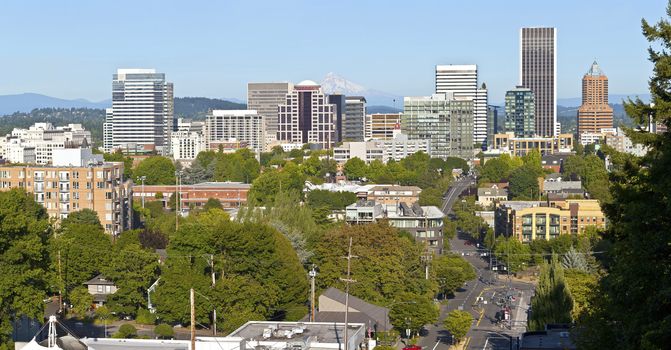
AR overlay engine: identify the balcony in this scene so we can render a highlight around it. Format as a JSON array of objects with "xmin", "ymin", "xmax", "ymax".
[{"xmin": 59, "ymin": 187, "xmax": 70, "ymax": 193}]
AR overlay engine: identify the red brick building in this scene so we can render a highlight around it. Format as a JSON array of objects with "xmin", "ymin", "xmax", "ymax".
[{"xmin": 133, "ymin": 181, "xmax": 250, "ymax": 210}]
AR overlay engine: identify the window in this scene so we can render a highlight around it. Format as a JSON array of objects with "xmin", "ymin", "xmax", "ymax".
[{"xmin": 97, "ymin": 285, "xmax": 103, "ymax": 293}]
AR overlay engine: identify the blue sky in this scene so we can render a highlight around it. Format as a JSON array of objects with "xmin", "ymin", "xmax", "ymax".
[{"xmin": 0, "ymin": 0, "xmax": 665, "ymax": 103}]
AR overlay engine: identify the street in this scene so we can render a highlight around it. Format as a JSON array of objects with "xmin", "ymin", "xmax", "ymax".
[{"xmin": 413, "ymin": 175, "xmax": 535, "ymax": 350}]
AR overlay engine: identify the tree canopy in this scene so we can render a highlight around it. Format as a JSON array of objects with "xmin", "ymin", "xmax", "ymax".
[
  {"xmin": 0, "ymin": 189, "xmax": 51, "ymax": 348},
  {"xmin": 133, "ymin": 156, "xmax": 176, "ymax": 185}
]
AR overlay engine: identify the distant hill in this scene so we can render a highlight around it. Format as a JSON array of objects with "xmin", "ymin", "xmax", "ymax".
[
  {"xmin": 367, "ymin": 105, "xmax": 402, "ymax": 114},
  {"xmin": 0, "ymin": 93, "xmax": 110, "ymax": 115},
  {"xmin": 174, "ymin": 97, "xmax": 246, "ymax": 119},
  {"xmin": 0, "ymin": 108, "xmax": 106, "ymax": 146}
]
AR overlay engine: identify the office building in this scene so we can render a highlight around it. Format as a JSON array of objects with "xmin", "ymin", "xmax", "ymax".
[
  {"xmin": 328, "ymin": 94, "xmax": 346, "ymax": 142},
  {"xmin": 496, "ymin": 199, "xmax": 605, "ymax": 242},
  {"xmin": 344, "ymin": 96, "xmax": 367, "ymax": 141},
  {"xmin": 0, "ymin": 156, "xmax": 132, "ymax": 235},
  {"xmin": 366, "ymin": 113, "xmax": 402, "ymax": 140},
  {"xmin": 109, "ymin": 69, "xmax": 174, "ymax": 154},
  {"xmin": 486, "ymin": 106, "xmax": 499, "ymax": 147},
  {"xmin": 1, "ymin": 123, "xmax": 92, "ymax": 165},
  {"xmin": 490, "ymin": 132, "xmax": 573, "ymax": 156},
  {"xmin": 520, "ymin": 27, "xmax": 557, "ymax": 137},
  {"xmin": 577, "ymin": 61, "xmax": 613, "ymax": 135},
  {"xmin": 402, "ymin": 93, "xmax": 474, "ymax": 159},
  {"xmin": 603, "ymin": 128, "xmax": 648, "ymax": 157},
  {"xmin": 277, "ymin": 80, "xmax": 337, "ymax": 149},
  {"xmin": 435, "ymin": 64, "xmax": 488, "ymax": 145},
  {"xmin": 169, "ymin": 119, "xmax": 206, "ymax": 160},
  {"xmin": 247, "ymin": 82, "xmax": 293, "ymax": 145},
  {"xmin": 205, "ymin": 110, "xmax": 265, "ymax": 154},
  {"xmin": 504, "ymin": 86, "xmax": 536, "ymax": 138}
]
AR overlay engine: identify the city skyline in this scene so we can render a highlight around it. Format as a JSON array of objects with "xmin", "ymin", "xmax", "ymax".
[{"xmin": 0, "ymin": 0, "xmax": 662, "ymax": 103}]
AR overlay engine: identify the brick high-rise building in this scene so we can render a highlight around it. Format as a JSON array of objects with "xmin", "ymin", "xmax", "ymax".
[{"xmin": 577, "ymin": 61, "xmax": 613, "ymax": 136}]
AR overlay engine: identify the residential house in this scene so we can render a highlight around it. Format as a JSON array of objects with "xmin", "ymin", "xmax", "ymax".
[
  {"xmin": 477, "ymin": 185, "xmax": 508, "ymax": 206},
  {"xmin": 84, "ymin": 274, "xmax": 118, "ymax": 306}
]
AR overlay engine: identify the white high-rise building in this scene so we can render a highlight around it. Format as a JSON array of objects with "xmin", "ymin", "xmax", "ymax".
[
  {"xmin": 277, "ymin": 80, "xmax": 337, "ymax": 149},
  {"xmin": 103, "ymin": 108, "xmax": 113, "ymax": 153},
  {"xmin": 435, "ymin": 64, "xmax": 488, "ymax": 146},
  {"xmin": 110, "ymin": 69, "xmax": 174, "ymax": 153},
  {"xmin": 344, "ymin": 96, "xmax": 367, "ymax": 141},
  {"xmin": 205, "ymin": 110, "xmax": 265, "ymax": 154}
]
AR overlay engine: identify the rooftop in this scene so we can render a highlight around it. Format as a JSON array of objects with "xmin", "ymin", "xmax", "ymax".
[
  {"xmin": 478, "ymin": 187, "xmax": 508, "ymax": 197},
  {"xmin": 520, "ymin": 329, "xmax": 576, "ymax": 350},
  {"xmin": 229, "ymin": 321, "xmax": 365, "ymax": 345},
  {"xmin": 83, "ymin": 274, "xmax": 115, "ymax": 286}
]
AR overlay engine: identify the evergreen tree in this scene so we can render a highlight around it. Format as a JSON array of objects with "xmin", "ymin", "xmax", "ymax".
[
  {"xmin": 577, "ymin": 3, "xmax": 671, "ymax": 348},
  {"xmin": 528, "ymin": 254, "xmax": 573, "ymax": 331}
]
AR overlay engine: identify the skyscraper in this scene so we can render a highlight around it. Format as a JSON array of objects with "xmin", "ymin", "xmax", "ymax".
[
  {"xmin": 247, "ymin": 82, "xmax": 293, "ymax": 145},
  {"xmin": 402, "ymin": 93, "xmax": 473, "ymax": 159},
  {"xmin": 344, "ymin": 96, "xmax": 367, "ymax": 141},
  {"xmin": 277, "ymin": 80, "xmax": 337, "ymax": 149},
  {"xmin": 504, "ymin": 86, "xmax": 536, "ymax": 138},
  {"xmin": 520, "ymin": 27, "xmax": 557, "ymax": 137},
  {"xmin": 109, "ymin": 69, "xmax": 174, "ymax": 153},
  {"xmin": 328, "ymin": 94, "xmax": 346, "ymax": 142},
  {"xmin": 577, "ymin": 61, "xmax": 613, "ymax": 135},
  {"xmin": 435, "ymin": 64, "xmax": 488, "ymax": 146}
]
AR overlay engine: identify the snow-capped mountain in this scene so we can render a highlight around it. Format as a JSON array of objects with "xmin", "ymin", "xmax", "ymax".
[{"xmin": 320, "ymin": 72, "xmax": 402, "ymax": 107}]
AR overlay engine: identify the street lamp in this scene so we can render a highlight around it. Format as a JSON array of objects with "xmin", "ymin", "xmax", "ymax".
[{"xmin": 136, "ymin": 176, "xmax": 146, "ymax": 208}]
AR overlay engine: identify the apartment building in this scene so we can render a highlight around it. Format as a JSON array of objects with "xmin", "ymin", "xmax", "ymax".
[
  {"xmin": 333, "ymin": 130, "xmax": 430, "ymax": 164},
  {"xmin": 504, "ymin": 86, "xmax": 535, "ymax": 138},
  {"xmin": 1, "ymin": 123, "xmax": 92, "ymax": 165},
  {"xmin": 495, "ymin": 199, "xmax": 605, "ymax": 242},
  {"xmin": 205, "ymin": 110, "xmax": 265, "ymax": 154},
  {"xmin": 346, "ymin": 201, "xmax": 445, "ymax": 254},
  {"xmin": 0, "ymin": 152, "xmax": 132, "ymax": 235}
]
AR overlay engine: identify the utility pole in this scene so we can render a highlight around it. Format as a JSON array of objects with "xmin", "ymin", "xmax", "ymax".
[
  {"xmin": 340, "ymin": 237, "xmax": 358, "ymax": 350},
  {"xmin": 309, "ymin": 266, "xmax": 317, "ymax": 322},
  {"xmin": 210, "ymin": 254, "xmax": 216, "ymax": 336},
  {"xmin": 58, "ymin": 250, "xmax": 62, "ymax": 314},
  {"xmin": 190, "ymin": 288, "xmax": 196, "ymax": 350}
]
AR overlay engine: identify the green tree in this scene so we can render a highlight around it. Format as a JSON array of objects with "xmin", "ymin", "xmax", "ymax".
[
  {"xmin": 154, "ymin": 323, "xmax": 174, "ymax": 339},
  {"xmin": 134, "ymin": 156, "xmax": 176, "ymax": 185},
  {"xmin": 493, "ymin": 237, "xmax": 530, "ymax": 273},
  {"xmin": 113, "ymin": 324, "xmax": 137, "ymax": 338},
  {"xmin": 102, "ymin": 243, "xmax": 159, "ymax": 316},
  {"xmin": 564, "ymin": 269, "xmax": 598, "ymax": 321},
  {"xmin": 249, "ymin": 162, "xmax": 306, "ymax": 205},
  {"xmin": 306, "ymin": 190, "xmax": 357, "ymax": 211},
  {"xmin": 51, "ymin": 223, "xmax": 112, "ymax": 293},
  {"xmin": 388, "ymin": 292, "xmax": 439, "ymax": 336},
  {"xmin": 478, "ymin": 158, "xmax": 512, "ymax": 183},
  {"xmin": 508, "ymin": 165, "xmax": 541, "ymax": 200},
  {"xmin": 95, "ymin": 305, "xmax": 113, "ymax": 327},
  {"xmin": 203, "ymin": 198, "xmax": 223, "ymax": 211},
  {"xmin": 69, "ymin": 286, "xmax": 94, "ymax": 317},
  {"xmin": 577, "ymin": 5, "xmax": 671, "ymax": 348},
  {"xmin": 432, "ymin": 254, "xmax": 476, "ymax": 297},
  {"xmin": 313, "ymin": 222, "xmax": 435, "ymax": 305},
  {"xmin": 61, "ymin": 208, "xmax": 102, "ymax": 230},
  {"xmin": 343, "ymin": 157, "xmax": 368, "ymax": 180},
  {"xmin": 104, "ymin": 150, "xmax": 134, "ymax": 178},
  {"xmin": 444, "ymin": 310, "xmax": 473, "ymax": 343},
  {"xmin": 0, "ymin": 189, "xmax": 51, "ymax": 348},
  {"xmin": 528, "ymin": 254, "xmax": 573, "ymax": 331}
]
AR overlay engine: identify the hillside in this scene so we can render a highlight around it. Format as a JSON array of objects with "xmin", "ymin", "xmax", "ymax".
[{"xmin": 0, "ymin": 98, "xmax": 247, "ymax": 146}]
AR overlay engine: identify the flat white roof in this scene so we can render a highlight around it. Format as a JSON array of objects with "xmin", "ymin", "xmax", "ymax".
[
  {"xmin": 436, "ymin": 64, "xmax": 477, "ymax": 70},
  {"xmin": 211, "ymin": 110, "xmax": 259, "ymax": 116},
  {"xmin": 117, "ymin": 68, "xmax": 156, "ymax": 74}
]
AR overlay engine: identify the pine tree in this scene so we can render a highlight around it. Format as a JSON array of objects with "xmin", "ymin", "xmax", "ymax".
[
  {"xmin": 577, "ymin": 3, "xmax": 671, "ymax": 348},
  {"xmin": 528, "ymin": 254, "xmax": 573, "ymax": 331}
]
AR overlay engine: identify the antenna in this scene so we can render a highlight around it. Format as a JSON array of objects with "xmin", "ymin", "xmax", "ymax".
[{"xmin": 340, "ymin": 237, "xmax": 358, "ymax": 350}]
